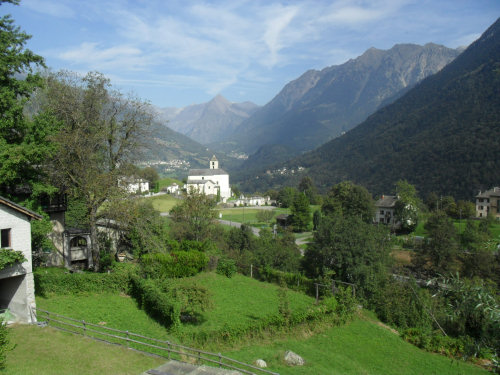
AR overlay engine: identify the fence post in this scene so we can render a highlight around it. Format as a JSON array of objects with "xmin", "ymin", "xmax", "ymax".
[
  {"xmin": 46, "ymin": 311, "xmax": 50, "ymax": 325},
  {"xmin": 126, "ymin": 330, "xmax": 129, "ymax": 348},
  {"xmin": 250, "ymin": 264, "xmax": 253, "ymax": 278},
  {"xmin": 218, "ymin": 353, "xmax": 222, "ymax": 368},
  {"xmin": 82, "ymin": 320, "xmax": 86, "ymax": 336},
  {"xmin": 167, "ymin": 341, "xmax": 171, "ymax": 360},
  {"xmin": 315, "ymin": 283, "xmax": 319, "ymax": 304}
]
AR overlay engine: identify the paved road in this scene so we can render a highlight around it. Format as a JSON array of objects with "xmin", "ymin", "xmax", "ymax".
[
  {"xmin": 217, "ymin": 219, "xmax": 261, "ymax": 236},
  {"xmin": 161, "ymin": 212, "xmax": 312, "ymax": 246}
]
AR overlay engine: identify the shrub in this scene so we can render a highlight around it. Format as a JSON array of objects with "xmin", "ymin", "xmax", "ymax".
[
  {"xmin": 129, "ymin": 275, "xmax": 180, "ymax": 329},
  {"xmin": 216, "ymin": 258, "xmax": 236, "ymax": 278},
  {"xmin": 169, "ymin": 283, "xmax": 212, "ymax": 322},
  {"xmin": 0, "ymin": 249, "xmax": 26, "ymax": 270},
  {"xmin": 0, "ymin": 319, "xmax": 13, "ymax": 370},
  {"xmin": 141, "ymin": 251, "xmax": 208, "ymax": 279},
  {"xmin": 33, "ymin": 264, "xmax": 136, "ymax": 296}
]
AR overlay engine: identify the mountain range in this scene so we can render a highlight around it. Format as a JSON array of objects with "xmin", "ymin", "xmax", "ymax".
[
  {"xmin": 155, "ymin": 95, "xmax": 259, "ymax": 145},
  {"xmin": 238, "ymin": 18, "xmax": 500, "ymax": 200},
  {"xmin": 217, "ymin": 43, "xmax": 460, "ymax": 158}
]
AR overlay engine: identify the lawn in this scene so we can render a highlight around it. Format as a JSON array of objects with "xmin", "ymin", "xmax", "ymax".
[
  {"xmin": 36, "ymin": 292, "xmax": 172, "ymax": 341},
  {"xmin": 172, "ymin": 273, "xmax": 315, "ymax": 339},
  {"xmin": 35, "ymin": 272, "xmax": 316, "ymax": 348},
  {"xmin": 223, "ymin": 315, "xmax": 489, "ymax": 375},
  {"xmin": 219, "ymin": 207, "xmax": 289, "ymax": 226},
  {"xmin": 15, "ymin": 271, "xmax": 490, "ymax": 375},
  {"xmin": 144, "ymin": 193, "xmax": 181, "ymax": 213},
  {"xmin": 4, "ymin": 324, "xmax": 165, "ymax": 375}
]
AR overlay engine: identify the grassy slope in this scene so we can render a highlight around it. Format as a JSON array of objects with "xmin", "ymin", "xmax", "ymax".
[
  {"xmin": 36, "ymin": 293, "xmax": 172, "ymax": 340},
  {"xmin": 4, "ymin": 324, "xmax": 164, "ymax": 375},
  {"xmin": 25, "ymin": 272, "xmax": 489, "ymax": 375},
  {"xmin": 172, "ymin": 273, "xmax": 314, "ymax": 337},
  {"xmin": 224, "ymin": 317, "xmax": 488, "ymax": 375}
]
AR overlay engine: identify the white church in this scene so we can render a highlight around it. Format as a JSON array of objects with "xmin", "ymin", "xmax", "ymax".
[{"xmin": 186, "ymin": 155, "xmax": 231, "ymax": 201}]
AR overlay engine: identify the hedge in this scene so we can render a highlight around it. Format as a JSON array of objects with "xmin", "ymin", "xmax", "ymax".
[
  {"xmin": 33, "ymin": 264, "xmax": 136, "ymax": 296},
  {"xmin": 129, "ymin": 275, "xmax": 180, "ymax": 328}
]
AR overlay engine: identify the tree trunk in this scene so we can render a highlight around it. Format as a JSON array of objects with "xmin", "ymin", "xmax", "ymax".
[{"xmin": 89, "ymin": 207, "xmax": 100, "ymax": 271}]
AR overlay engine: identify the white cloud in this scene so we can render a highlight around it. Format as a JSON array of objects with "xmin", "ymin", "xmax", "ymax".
[{"xmin": 22, "ymin": 0, "xmax": 75, "ymax": 18}]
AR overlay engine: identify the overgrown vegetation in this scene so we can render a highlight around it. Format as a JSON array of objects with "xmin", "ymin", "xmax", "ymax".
[{"xmin": 0, "ymin": 249, "xmax": 26, "ymax": 270}]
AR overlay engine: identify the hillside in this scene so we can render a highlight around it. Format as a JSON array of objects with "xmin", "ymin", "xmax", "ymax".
[
  {"xmin": 155, "ymin": 95, "xmax": 259, "ymax": 145},
  {"xmin": 241, "ymin": 18, "xmax": 500, "ymax": 199},
  {"xmin": 219, "ymin": 43, "xmax": 459, "ymax": 158}
]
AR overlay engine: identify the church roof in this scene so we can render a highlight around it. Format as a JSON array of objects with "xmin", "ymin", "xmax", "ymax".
[
  {"xmin": 188, "ymin": 168, "xmax": 228, "ymax": 176},
  {"xmin": 210, "ymin": 155, "xmax": 218, "ymax": 161}
]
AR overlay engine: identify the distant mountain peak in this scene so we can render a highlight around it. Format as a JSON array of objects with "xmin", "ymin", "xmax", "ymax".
[{"xmin": 223, "ymin": 42, "xmax": 460, "ymax": 156}]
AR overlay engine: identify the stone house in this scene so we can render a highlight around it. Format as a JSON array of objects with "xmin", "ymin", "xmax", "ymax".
[
  {"xmin": 0, "ymin": 196, "xmax": 41, "ymax": 323},
  {"xmin": 374, "ymin": 195, "xmax": 400, "ymax": 228},
  {"xmin": 120, "ymin": 176, "xmax": 150, "ymax": 194},
  {"xmin": 476, "ymin": 187, "xmax": 500, "ymax": 219}
]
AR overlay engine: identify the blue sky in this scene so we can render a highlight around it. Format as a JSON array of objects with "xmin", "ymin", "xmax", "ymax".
[{"xmin": 3, "ymin": 0, "xmax": 499, "ymax": 108}]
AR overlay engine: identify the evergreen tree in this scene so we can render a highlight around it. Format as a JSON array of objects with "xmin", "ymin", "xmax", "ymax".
[{"xmin": 289, "ymin": 192, "xmax": 311, "ymax": 232}]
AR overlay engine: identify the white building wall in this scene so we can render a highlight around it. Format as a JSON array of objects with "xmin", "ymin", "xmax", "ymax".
[{"xmin": 0, "ymin": 205, "xmax": 36, "ymax": 323}]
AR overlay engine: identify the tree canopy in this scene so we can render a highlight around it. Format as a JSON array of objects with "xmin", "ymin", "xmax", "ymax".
[{"xmin": 38, "ymin": 70, "xmax": 154, "ymax": 270}]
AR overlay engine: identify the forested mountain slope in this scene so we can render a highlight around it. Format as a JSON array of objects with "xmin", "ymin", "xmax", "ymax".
[
  {"xmin": 240, "ymin": 18, "xmax": 500, "ymax": 200},
  {"xmin": 222, "ymin": 43, "xmax": 459, "ymax": 156}
]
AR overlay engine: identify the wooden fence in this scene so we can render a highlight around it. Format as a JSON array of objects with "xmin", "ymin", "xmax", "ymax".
[
  {"xmin": 239, "ymin": 263, "xmax": 356, "ymax": 303},
  {"xmin": 33, "ymin": 308, "xmax": 279, "ymax": 375}
]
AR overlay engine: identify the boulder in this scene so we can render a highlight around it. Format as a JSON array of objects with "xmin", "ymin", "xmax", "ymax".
[
  {"xmin": 284, "ymin": 350, "xmax": 305, "ymax": 366},
  {"xmin": 254, "ymin": 359, "xmax": 267, "ymax": 368}
]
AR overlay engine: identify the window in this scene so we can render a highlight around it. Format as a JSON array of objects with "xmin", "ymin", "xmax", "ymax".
[
  {"xmin": 1, "ymin": 228, "xmax": 11, "ymax": 248},
  {"xmin": 380, "ymin": 210, "xmax": 384, "ymax": 215}
]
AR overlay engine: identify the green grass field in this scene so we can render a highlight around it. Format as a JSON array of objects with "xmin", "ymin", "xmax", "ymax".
[
  {"xmin": 223, "ymin": 315, "xmax": 488, "ymax": 375},
  {"xmin": 4, "ymin": 324, "xmax": 164, "ymax": 375},
  {"xmin": 219, "ymin": 207, "xmax": 289, "ymax": 226},
  {"xmin": 171, "ymin": 273, "xmax": 315, "ymax": 340},
  {"xmin": 7, "ymin": 271, "xmax": 489, "ymax": 375},
  {"xmin": 144, "ymin": 193, "xmax": 181, "ymax": 213}
]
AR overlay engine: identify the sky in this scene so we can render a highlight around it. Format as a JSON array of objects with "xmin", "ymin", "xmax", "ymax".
[{"xmin": 3, "ymin": 0, "xmax": 499, "ymax": 108}]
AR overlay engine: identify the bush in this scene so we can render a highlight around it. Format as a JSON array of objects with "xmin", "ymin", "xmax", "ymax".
[
  {"xmin": 129, "ymin": 275, "xmax": 180, "ymax": 329},
  {"xmin": 33, "ymin": 264, "xmax": 137, "ymax": 296},
  {"xmin": 0, "ymin": 319, "xmax": 13, "ymax": 371},
  {"xmin": 141, "ymin": 251, "xmax": 208, "ymax": 279},
  {"xmin": 216, "ymin": 258, "xmax": 236, "ymax": 278}
]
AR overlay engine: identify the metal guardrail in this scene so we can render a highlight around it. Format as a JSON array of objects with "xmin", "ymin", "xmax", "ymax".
[{"xmin": 32, "ymin": 308, "xmax": 279, "ymax": 375}]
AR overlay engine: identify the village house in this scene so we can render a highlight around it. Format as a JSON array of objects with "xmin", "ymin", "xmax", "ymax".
[
  {"xmin": 0, "ymin": 196, "xmax": 41, "ymax": 323},
  {"xmin": 120, "ymin": 176, "xmax": 150, "ymax": 194},
  {"xmin": 374, "ymin": 195, "xmax": 400, "ymax": 228},
  {"xmin": 166, "ymin": 183, "xmax": 180, "ymax": 194},
  {"xmin": 476, "ymin": 187, "xmax": 500, "ymax": 219},
  {"xmin": 230, "ymin": 195, "xmax": 272, "ymax": 207},
  {"xmin": 186, "ymin": 155, "xmax": 231, "ymax": 201}
]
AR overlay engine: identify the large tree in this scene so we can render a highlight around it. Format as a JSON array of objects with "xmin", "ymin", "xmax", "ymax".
[
  {"xmin": 0, "ymin": 0, "xmax": 59, "ymax": 256},
  {"xmin": 394, "ymin": 180, "xmax": 420, "ymax": 233},
  {"xmin": 169, "ymin": 191, "xmax": 218, "ymax": 242},
  {"xmin": 321, "ymin": 181, "xmax": 374, "ymax": 222},
  {"xmin": 302, "ymin": 215, "xmax": 391, "ymax": 286},
  {"xmin": 0, "ymin": 0, "xmax": 51, "ymax": 194},
  {"xmin": 39, "ymin": 71, "xmax": 154, "ymax": 270}
]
